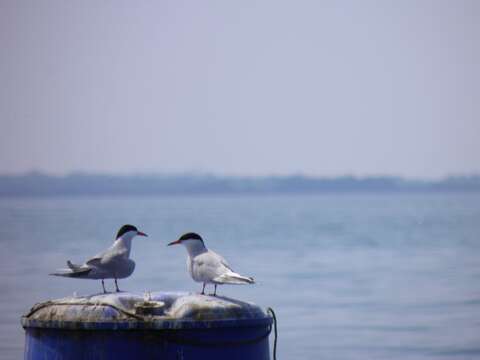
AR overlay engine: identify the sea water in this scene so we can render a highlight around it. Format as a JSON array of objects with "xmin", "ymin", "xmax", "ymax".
[{"xmin": 1, "ymin": 193, "xmax": 479, "ymax": 359}]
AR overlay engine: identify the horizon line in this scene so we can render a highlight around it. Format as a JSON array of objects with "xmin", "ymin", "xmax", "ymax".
[{"xmin": 1, "ymin": 170, "xmax": 479, "ymax": 182}]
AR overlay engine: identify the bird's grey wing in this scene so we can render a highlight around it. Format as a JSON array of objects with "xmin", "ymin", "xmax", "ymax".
[
  {"xmin": 210, "ymin": 250, "xmax": 234, "ymax": 272},
  {"xmin": 194, "ymin": 251, "xmax": 231, "ymax": 280},
  {"xmin": 85, "ymin": 250, "xmax": 106, "ymax": 266},
  {"xmin": 85, "ymin": 249, "xmax": 110, "ymax": 266},
  {"xmin": 220, "ymin": 258, "xmax": 234, "ymax": 272},
  {"xmin": 85, "ymin": 243, "xmax": 128, "ymax": 266},
  {"xmin": 207, "ymin": 250, "xmax": 255, "ymax": 284}
]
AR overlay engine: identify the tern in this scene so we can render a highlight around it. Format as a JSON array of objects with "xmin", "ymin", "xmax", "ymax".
[
  {"xmin": 50, "ymin": 224, "xmax": 147, "ymax": 293},
  {"xmin": 168, "ymin": 232, "xmax": 254, "ymax": 296}
]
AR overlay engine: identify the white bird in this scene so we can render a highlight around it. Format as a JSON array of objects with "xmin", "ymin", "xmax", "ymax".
[
  {"xmin": 50, "ymin": 224, "xmax": 147, "ymax": 293},
  {"xmin": 168, "ymin": 232, "xmax": 254, "ymax": 296}
]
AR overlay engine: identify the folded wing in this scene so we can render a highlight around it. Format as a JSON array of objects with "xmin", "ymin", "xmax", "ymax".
[{"xmin": 198, "ymin": 250, "xmax": 255, "ymax": 285}]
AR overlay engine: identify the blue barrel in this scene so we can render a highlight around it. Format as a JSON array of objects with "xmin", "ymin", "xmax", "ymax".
[{"xmin": 21, "ymin": 292, "xmax": 273, "ymax": 360}]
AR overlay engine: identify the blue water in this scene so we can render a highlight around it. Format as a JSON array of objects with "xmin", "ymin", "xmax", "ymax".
[{"xmin": 1, "ymin": 193, "xmax": 480, "ymax": 359}]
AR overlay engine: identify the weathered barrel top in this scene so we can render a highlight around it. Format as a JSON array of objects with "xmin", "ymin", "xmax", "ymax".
[{"xmin": 22, "ymin": 292, "xmax": 272, "ymax": 330}]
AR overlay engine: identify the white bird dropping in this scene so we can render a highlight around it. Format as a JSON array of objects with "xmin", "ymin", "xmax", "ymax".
[
  {"xmin": 50, "ymin": 224, "xmax": 148, "ymax": 293},
  {"xmin": 168, "ymin": 232, "xmax": 254, "ymax": 296}
]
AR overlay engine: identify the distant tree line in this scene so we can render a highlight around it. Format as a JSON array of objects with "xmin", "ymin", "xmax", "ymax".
[{"xmin": 0, "ymin": 172, "xmax": 479, "ymax": 196}]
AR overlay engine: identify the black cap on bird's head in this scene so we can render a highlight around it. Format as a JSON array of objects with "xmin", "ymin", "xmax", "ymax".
[
  {"xmin": 116, "ymin": 224, "xmax": 148, "ymax": 239},
  {"xmin": 168, "ymin": 232, "xmax": 203, "ymax": 246}
]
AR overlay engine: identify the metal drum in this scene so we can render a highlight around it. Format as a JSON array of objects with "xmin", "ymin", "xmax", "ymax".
[{"xmin": 21, "ymin": 292, "xmax": 273, "ymax": 360}]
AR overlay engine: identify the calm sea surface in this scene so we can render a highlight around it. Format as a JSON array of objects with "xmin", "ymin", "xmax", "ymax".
[{"xmin": 1, "ymin": 193, "xmax": 479, "ymax": 359}]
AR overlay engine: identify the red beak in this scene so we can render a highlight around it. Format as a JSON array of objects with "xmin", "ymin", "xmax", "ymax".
[
  {"xmin": 168, "ymin": 239, "xmax": 181, "ymax": 246},
  {"xmin": 137, "ymin": 231, "xmax": 148, "ymax": 237}
]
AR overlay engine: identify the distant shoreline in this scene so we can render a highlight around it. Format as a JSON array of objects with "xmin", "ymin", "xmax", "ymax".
[{"xmin": 1, "ymin": 173, "xmax": 479, "ymax": 197}]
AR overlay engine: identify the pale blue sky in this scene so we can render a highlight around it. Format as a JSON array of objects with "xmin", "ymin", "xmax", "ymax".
[{"xmin": 1, "ymin": 1, "xmax": 479, "ymax": 178}]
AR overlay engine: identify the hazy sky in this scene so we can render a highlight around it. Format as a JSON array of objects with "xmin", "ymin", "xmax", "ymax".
[{"xmin": 1, "ymin": 1, "xmax": 479, "ymax": 178}]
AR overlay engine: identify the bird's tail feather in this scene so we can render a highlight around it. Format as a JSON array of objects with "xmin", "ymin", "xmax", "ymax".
[
  {"xmin": 67, "ymin": 260, "xmax": 82, "ymax": 271},
  {"xmin": 214, "ymin": 271, "xmax": 255, "ymax": 285},
  {"xmin": 50, "ymin": 263, "xmax": 92, "ymax": 278}
]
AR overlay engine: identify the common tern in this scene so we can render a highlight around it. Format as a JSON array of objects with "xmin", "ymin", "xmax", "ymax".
[
  {"xmin": 50, "ymin": 224, "xmax": 147, "ymax": 293},
  {"xmin": 168, "ymin": 232, "xmax": 254, "ymax": 296}
]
